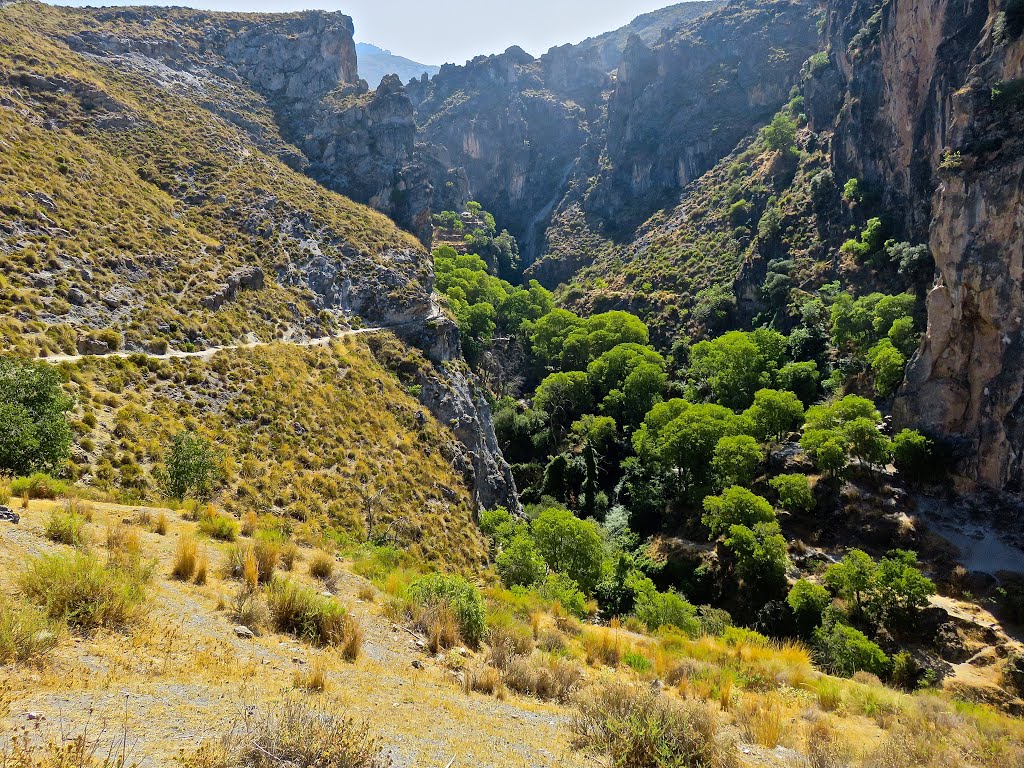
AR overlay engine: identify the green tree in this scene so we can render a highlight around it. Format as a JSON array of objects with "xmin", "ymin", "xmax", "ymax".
[
  {"xmin": 534, "ymin": 371, "xmax": 591, "ymax": 435},
  {"xmin": 724, "ymin": 521, "xmax": 789, "ymax": 592},
  {"xmin": 868, "ymin": 550, "xmax": 935, "ymax": 628},
  {"xmin": 844, "ymin": 417, "xmax": 892, "ymax": 468},
  {"xmin": 702, "ymin": 487, "xmax": 776, "ymax": 537},
  {"xmin": 824, "ymin": 549, "xmax": 876, "ymax": 618},
  {"xmin": 530, "ymin": 507, "xmax": 605, "ymax": 594},
  {"xmin": 711, "ymin": 435, "xmax": 762, "ymax": 489},
  {"xmin": 164, "ymin": 430, "xmax": 219, "ymax": 501},
  {"xmin": 479, "ymin": 506, "xmax": 525, "ymax": 550},
  {"xmin": 527, "ymin": 309, "xmax": 584, "ymax": 369},
  {"xmin": 763, "ymin": 112, "xmax": 797, "ymax": 153},
  {"xmin": 892, "ymin": 429, "xmax": 932, "ymax": 481},
  {"xmin": 887, "ymin": 317, "xmax": 920, "ymax": 358},
  {"xmin": 587, "ymin": 343, "xmax": 666, "ymax": 398},
  {"xmin": 777, "ymin": 361, "xmax": 820, "ymax": 406},
  {"xmin": 571, "ymin": 415, "xmax": 617, "ymax": 518},
  {"xmin": 769, "ymin": 473, "xmax": 814, "ymax": 513},
  {"xmin": 0, "ymin": 357, "xmax": 73, "ymax": 475},
  {"xmin": 866, "ymin": 339, "xmax": 906, "ymax": 396},
  {"xmin": 743, "ymin": 388, "xmax": 805, "ymax": 445},
  {"xmin": 688, "ymin": 332, "xmax": 772, "ymax": 410},
  {"xmin": 814, "ymin": 617, "xmax": 891, "ymax": 678},
  {"xmin": 619, "ymin": 362, "xmax": 667, "ymax": 426},
  {"xmin": 656, "ymin": 403, "xmax": 740, "ymax": 495},
  {"xmin": 788, "ymin": 579, "xmax": 832, "ymax": 636},
  {"xmin": 496, "ymin": 534, "xmax": 547, "ymax": 588}
]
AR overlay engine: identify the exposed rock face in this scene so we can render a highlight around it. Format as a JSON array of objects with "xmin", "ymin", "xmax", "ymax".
[
  {"xmin": 395, "ymin": 316, "xmax": 521, "ymax": 514},
  {"xmin": 816, "ymin": 0, "xmax": 1024, "ymax": 491}
]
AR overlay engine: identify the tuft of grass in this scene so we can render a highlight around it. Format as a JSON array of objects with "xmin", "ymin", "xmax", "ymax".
[
  {"xmin": 815, "ymin": 677, "xmax": 844, "ymax": 712},
  {"xmin": 19, "ymin": 551, "xmax": 147, "ymax": 631},
  {"xmin": 583, "ymin": 625, "xmax": 624, "ymax": 667},
  {"xmin": 0, "ymin": 477, "xmax": 10, "ymax": 506},
  {"xmin": 736, "ymin": 693, "xmax": 783, "ymax": 748},
  {"xmin": 45, "ymin": 507, "xmax": 88, "ymax": 547},
  {"xmin": 10, "ymin": 473, "xmax": 69, "ymax": 500},
  {"xmin": 194, "ymin": 549, "xmax": 209, "ymax": 586},
  {"xmin": 502, "ymin": 654, "xmax": 585, "ymax": 703},
  {"xmin": 308, "ymin": 551, "xmax": 335, "ymax": 580},
  {"xmin": 0, "ymin": 597, "xmax": 60, "ymax": 665},
  {"xmin": 407, "ymin": 573, "xmax": 486, "ymax": 648},
  {"xmin": 190, "ymin": 699, "xmax": 391, "ymax": 768},
  {"xmin": 265, "ymin": 578, "xmax": 356, "ymax": 649},
  {"xmin": 463, "ymin": 663, "xmax": 504, "ymax": 698},
  {"xmin": 154, "ymin": 511, "xmax": 169, "ymax": 536},
  {"xmin": 279, "ymin": 542, "xmax": 300, "ymax": 571},
  {"xmin": 293, "ymin": 657, "xmax": 329, "ymax": 693},
  {"xmin": 572, "ymin": 681, "xmax": 738, "ymax": 768},
  {"xmin": 805, "ymin": 719, "xmax": 852, "ymax": 768},
  {"xmin": 172, "ymin": 533, "xmax": 199, "ymax": 581},
  {"xmin": 198, "ymin": 507, "xmax": 239, "ymax": 541}
]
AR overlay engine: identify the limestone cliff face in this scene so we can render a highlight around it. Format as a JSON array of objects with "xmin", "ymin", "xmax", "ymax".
[{"xmin": 819, "ymin": 0, "xmax": 1024, "ymax": 490}]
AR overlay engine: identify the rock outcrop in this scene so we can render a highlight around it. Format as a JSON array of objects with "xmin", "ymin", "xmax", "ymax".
[{"xmin": 813, "ymin": 0, "xmax": 1024, "ymax": 491}]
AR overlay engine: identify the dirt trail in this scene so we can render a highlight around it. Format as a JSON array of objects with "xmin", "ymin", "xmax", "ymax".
[
  {"xmin": 39, "ymin": 302, "xmax": 444, "ymax": 365},
  {"xmin": 0, "ymin": 500, "xmax": 583, "ymax": 768}
]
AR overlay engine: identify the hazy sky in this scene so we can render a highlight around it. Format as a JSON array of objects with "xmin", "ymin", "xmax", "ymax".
[{"xmin": 51, "ymin": 0, "xmax": 683, "ymax": 65}]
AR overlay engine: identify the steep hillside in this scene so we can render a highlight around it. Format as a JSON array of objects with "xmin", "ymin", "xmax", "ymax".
[{"xmin": 356, "ymin": 42, "xmax": 439, "ymax": 89}]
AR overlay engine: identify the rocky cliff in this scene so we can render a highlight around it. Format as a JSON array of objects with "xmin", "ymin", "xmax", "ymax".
[{"xmin": 810, "ymin": 0, "xmax": 1024, "ymax": 491}]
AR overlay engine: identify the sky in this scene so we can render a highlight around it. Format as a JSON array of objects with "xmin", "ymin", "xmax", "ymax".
[{"xmin": 50, "ymin": 0, "xmax": 684, "ymax": 65}]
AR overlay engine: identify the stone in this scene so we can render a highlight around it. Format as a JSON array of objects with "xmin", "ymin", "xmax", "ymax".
[
  {"xmin": 66, "ymin": 287, "xmax": 87, "ymax": 306},
  {"xmin": 0, "ymin": 506, "xmax": 20, "ymax": 524},
  {"xmin": 233, "ymin": 625, "xmax": 255, "ymax": 639},
  {"xmin": 411, "ymin": 659, "xmax": 424, "ymax": 669}
]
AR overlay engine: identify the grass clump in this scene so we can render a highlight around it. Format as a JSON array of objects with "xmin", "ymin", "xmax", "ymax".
[
  {"xmin": 407, "ymin": 573, "xmax": 486, "ymax": 648},
  {"xmin": 308, "ymin": 550, "xmax": 336, "ymax": 580},
  {"xmin": 172, "ymin": 533, "xmax": 199, "ymax": 581},
  {"xmin": 572, "ymin": 681, "xmax": 738, "ymax": 768},
  {"xmin": 266, "ymin": 578, "xmax": 360, "ymax": 656},
  {"xmin": 45, "ymin": 507, "xmax": 88, "ymax": 547},
  {"xmin": 0, "ymin": 597, "xmax": 60, "ymax": 665},
  {"xmin": 197, "ymin": 507, "xmax": 239, "ymax": 541},
  {"xmin": 10, "ymin": 473, "xmax": 69, "ymax": 500},
  {"xmin": 190, "ymin": 699, "xmax": 391, "ymax": 768},
  {"xmin": 19, "ymin": 551, "xmax": 147, "ymax": 630}
]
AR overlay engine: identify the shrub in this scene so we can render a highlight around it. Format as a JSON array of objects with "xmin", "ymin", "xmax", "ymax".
[
  {"xmin": 496, "ymin": 534, "xmax": 546, "ymax": 588},
  {"xmin": 572, "ymin": 682, "xmax": 738, "ymax": 768},
  {"xmin": 19, "ymin": 551, "xmax": 146, "ymax": 630},
  {"xmin": 280, "ymin": 542, "xmax": 300, "ymax": 571},
  {"xmin": 623, "ymin": 650, "xmax": 653, "ymax": 673},
  {"xmin": 44, "ymin": 507, "xmax": 88, "ymax": 547},
  {"xmin": 193, "ymin": 699, "xmax": 391, "ymax": 768},
  {"xmin": 633, "ymin": 582, "xmax": 700, "ymax": 635},
  {"xmin": 407, "ymin": 573, "xmax": 486, "ymax": 648},
  {"xmin": 805, "ymin": 719, "xmax": 852, "ymax": 768},
  {"xmin": 583, "ymin": 625, "xmax": 623, "ymax": 667},
  {"xmin": 0, "ymin": 477, "xmax": 9, "ymax": 505},
  {"xmin": 502, "ymin": 654, "xmax": 584, "ymax": 702},
  {"xmin": 265, "ymin": 578, "xmax": 357, "ymax": 649},
  {"xmin": 530, "ymin": 507, "xmax": 604, "ymax": 594},
  {"xmin": 769, "ymin": 474, "xmax": 814, "ymax": 513},
  {"xmin": 814, "ymin": 620, "xmax": 891, "ymax": 678},
  {"xmin": 736, "ymin": 694, "xmax": 783, "ymax": 747},
  {"xmin": 702, "ymin": 487, "xmax": 776, "ymax": 537},
  {"xmin": 462, "ymin": 662, "xmax": 504, "ymax": 697},
  {"xmin": 164, "ymin": 430, "xmax": 220, "ymax": 501},
  {"xmin": 198, "ymin": 507, "xmax": 238, "ymax": 541},
  {"xmin": 10, "ymin": 473, "xmax": 70, "ymax": 500},
  {"xmin": 486, "ymin": 622, "xmax": 534, "ymax": 670},
  {"xmin": 0, "ymin": 597, "xmax": 60, "ymax": 665},
  {"xmin": 536, "ymin": 572, "xmax": 588, "ymax": 618},
  {"xmin": 892, "ymin": 429, "xmax": 932, "ymax": 481},
  {"xmin": 0, "ymin": 357, "xmax": 73, "ymax": 476}
]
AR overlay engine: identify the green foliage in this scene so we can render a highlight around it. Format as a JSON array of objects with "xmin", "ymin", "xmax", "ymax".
[
  {"xmin": 787, "ymin": 579, "xmax": 831, "ymax": 635},
  {"xmin": 824, "ymin": 549, "xmax": 876, "ymax": 618},
  {"xmin": 839, "ymin": 218, "xmax": 885, "ymax": 261},
  {"xmin": 724, "ymin": 522, "xmax": 789, "ymax": 593},
  {"xmin": 19, "ymin": 550, "xmax": 147, "ymax": 630},
  {"xmin": 688, "ymin": 331, "xmax": 776, "ymax": 410},
  {"xmin": 10, "ymin": 472, "xmax": 70, "ymax": 500},
  {"xmin": 536, "ymin": 572, "xmax": 588, "ymax": 618},
  {"xmin": 44, "ymin": 507, "xmax": 87, "ymax": 547},
  {"xmin": 768, "ymin": 474, "xmax": 814, "ymax": 513},
  {"xmin": 891, "ymin": 429, "xmax": 932, "ymax": 481},
  {"xmin": 479, "ymin": 506, "xmax": 525, "ymax": 549},
  {"xmin": 743, "ymin": 388, "xmax": 805, "ymax": 443},
  {"xmin": 702, "ymin": 487, "xmax": 776, "ymax": 537},
  {"xmin": 824, "ymin": 548, "xmax": 934, "ymax": 630},
  {"xmin": 531, "ymin": 507, "xmax": 605, "ymax": 594},
  {"xmin": 866, "ymin": 339, "xmax": 906, "ymax": 396},
  {"xmin": 496, "ymin": 534, "xmax": 547, "ymax": 588},
  {"xmin": 776, "ymin": 361, "xmax": 820, "ymax": 406},
  {"xmin": 530, "ymin": 310, "xmax": 649, "ymax": 372},
  {"xmin": 762, "ymin": 112, "xmax": 797, "ymax": 153},
  {"xmin": 164, "ymin": 430, "xmax": 220, "ymax": 501},
  {"xmin": 0, "ymin": 356, "xmax": 72, "ymax": 475},
  {"xmin": 801, "ymin": 396, "xmax": 889, "ymax": 474},
  {"xmin": 265, "ymin": 578, "xmax": 351, "ymax": 647},
  {"xmin": 407, "ymin": 573, "xmax": 486, "ymax": 647},
  {"xmin": 814, "ymin": 617, "xmax": 891, "ymax": 678},
  {"xmin": 631, "ymin": 575, "xmax": 700, "ymax": 634},
  {"xmin": 842, "ymin": 178, "xmax": 863, "ymax": 205},
  {"xmin": 534, "ymin": 371, "xmax": 592, "ymax": 433},
  {"xmin": 830, "ymin": 292, "xmax": 917, "ymax": 354},
  {"xmin": 711, "ymin": 435, "xmax": 762, "ymax": 489},
  {"xmin": 622, "ymin": 650, "xmax": 653, "ymax": 673}
]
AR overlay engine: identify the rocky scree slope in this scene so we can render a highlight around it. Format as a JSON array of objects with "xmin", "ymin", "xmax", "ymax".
[{"xmin": 0, "ymin": 1, "xmax": 519, "ymax": 512}]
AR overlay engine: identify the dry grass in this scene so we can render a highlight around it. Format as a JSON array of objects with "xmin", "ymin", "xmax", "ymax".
[
  {"xmin": 308, "ymin": 551, "xmax": 335, "ymax": 580},
  {"xmin": 735, "ymin": 693, "xmax": 784, "ymax": 748},
  {"xmin": 502, "ymin": 654, "xmax": 585, "ymax": 703},
  {"xmin": 153, "ymin": 511, "xmax": 169, "ymax": 536},
  {"xmin": 19, "ymin": 550, "xmax": 147, "ymax": 631},
  {"xmin": 265, "ymin": 578, "xmax": 359, "ymax": 651},
  {"xmin": 583, "ymin": 625, "xmax": 625, "ymax": 667},
  {"xmin": 194, "ymin": 549, "xmax": 209, "ymax": 586},
  {"xmin": 463, "ymin": 662, "xmax": 504, "ymax": 698},
  {"xmin": 240, "ymin": 511, "xmax": 258, "ymax": 537},
  {"xmin": 279, "ymin": 542, "xmax": 300, "ymax": 571},
  {"xmin": 804, "ymin": 719, "xmax": 852, "ymax": 768},
  {"xmin": 185, "ymin": 699, "xmax": 391, "ymax": 768},
  {"xmin": 411, "ymin": 600, "xmax": 460, "ymax": 653},
  {"xmin": 44, "ymin": 506, "xmax": 88, "ymax": 547},
  {"xmin": 293, "ymin": 656, "xmax": 329, "ymax": 693},
  {"xmin": 0, "ymin": 597, "xmax": 60, "ymax": 665},
  {"xmin": 172, "ymin": 533, "xmax": 199, "ymax": 581},
  {"xmin": 572, "ymin": 681, "xmax": 738, "ymax": 768}
]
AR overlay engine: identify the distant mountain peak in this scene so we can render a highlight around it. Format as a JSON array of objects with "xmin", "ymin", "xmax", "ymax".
[{"xmin": 356, "ymin": 41, "xmax": 439, "ymax": 89}]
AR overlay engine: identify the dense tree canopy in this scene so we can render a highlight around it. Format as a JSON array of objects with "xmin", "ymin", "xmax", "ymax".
[{"xmin": 0, "ymin": 357, "xmax": 72, "ymax": 475}]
